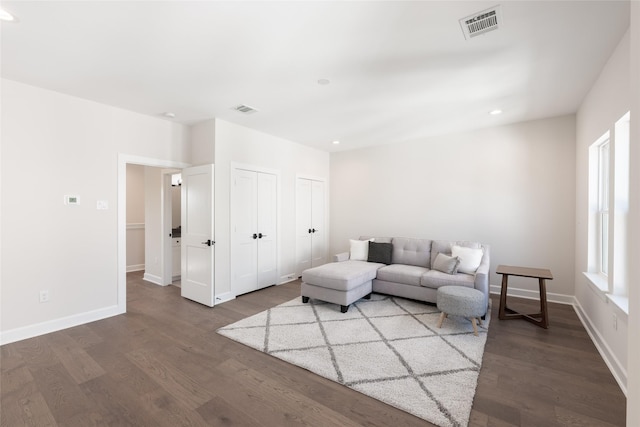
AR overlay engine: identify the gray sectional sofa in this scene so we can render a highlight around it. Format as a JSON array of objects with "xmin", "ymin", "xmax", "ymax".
[{"xmin": 301, "ymin": 237, "xmax": 490, "ymax": 314}]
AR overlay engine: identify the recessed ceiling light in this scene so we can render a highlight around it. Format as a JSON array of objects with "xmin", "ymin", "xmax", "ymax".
[
  {"xmin": 332, "ymin": 140, "xmax": 340, "ymax": 145},
  {"xmin": 0, "ymin": 8, "xmax": 18, "ymax": 22},
  {"xmin": 162, "ymin": 112, "xmax": 176, "ymax": 118},
  {"xmin": 489, "ymin": 109, "xmax": 503, "ymax": 115},
  {"xmin": 318, "ymin": 79, "xmax": 331, "ymax": 86}
]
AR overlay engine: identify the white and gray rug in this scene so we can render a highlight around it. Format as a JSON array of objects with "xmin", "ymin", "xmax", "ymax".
[{"xmin": 217, "ymin": 294, "xmax": 491, "ymax": 427}]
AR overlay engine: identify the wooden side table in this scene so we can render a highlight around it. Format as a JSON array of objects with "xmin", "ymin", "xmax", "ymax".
[{"xmin": 496, "ymin": 265, "xmax": 553, "ymax": 329}]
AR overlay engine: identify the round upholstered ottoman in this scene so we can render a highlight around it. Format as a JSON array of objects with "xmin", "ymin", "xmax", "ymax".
[{"xmin": 436, "ymin": 286, "xmax": 485, "ymax": 336}]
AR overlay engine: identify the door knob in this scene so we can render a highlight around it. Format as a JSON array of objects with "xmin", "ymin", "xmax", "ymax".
[
  {"xmin": 201, "ymin": 239, "xmax": 214, "ymax": 246},
  {"xmin": 312, "ymin": 228, "xmax": 317, "ymax": 233},
  {"xmin": 258, "ymin": 233, "xmax": 267, "ymax": 238},
  {"xmin": 252, "ymin": 233, "xmax": 258, "ymax": 239},
  {"xmin": 308, "ymin": 228, "xmax": 312, "ymax": 234}
]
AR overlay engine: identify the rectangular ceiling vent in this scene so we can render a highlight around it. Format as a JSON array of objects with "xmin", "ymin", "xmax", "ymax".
[
  {"xmin": 232, "ymin": 104, "xmax": 258, "ymax": 114},
  {"xmin": 460, "ymin": 5, "xmax": 502, "ymax": 40}
]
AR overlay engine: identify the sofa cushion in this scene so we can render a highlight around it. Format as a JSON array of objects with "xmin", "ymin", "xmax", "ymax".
[
  {"xmin": 349, "ymin": 239, "xmax": 373, "ymax": 261},
  {"xmin": 376, "ymin": 264, "xmax": 429, "ymax": 287},
  {"xmin": 430, "ymin": 240, "xmax": 483, "ymax": 269},
  {"xmin": 432, "ymin": 253, "xmax": 460, "ymax": 275},
  {"xmin": 420, "ymin": 270, "xmax": 475, "ymax": 289},
  {"xmin": 391, "ymin": 237, "xmax": 432, "ymax": 267},
  {"xmin": 452, "ymin": 245, "xmax": 484, "ymax": 274},
  {"xmin": 302, "ymin": 260, "xmax": 383, "ymax": 291},
  {"xmin": 367, "ymin": 242, "xmax": 393, "ymax": 265}
]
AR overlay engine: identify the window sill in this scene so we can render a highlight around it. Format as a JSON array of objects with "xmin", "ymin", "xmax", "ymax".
[{"xmin": 582, "ymin": 272, "xmax": 629, "ymax": 315}]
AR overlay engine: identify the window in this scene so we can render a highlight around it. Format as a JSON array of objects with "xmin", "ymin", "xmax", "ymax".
[
  {"xmin": 588, "ymin": 132, "xmax": 610, "ymax": 284},
  {"xmin": 585, "ymin": 111, "xmax": 630, "ymax": 310},
  {"xmin": 597, "ymin": 139, "xmax": 610, "ymax": 276},
  {"xmin": 612, "ymin": 112, "xmax": 630, "ymax": 297}
]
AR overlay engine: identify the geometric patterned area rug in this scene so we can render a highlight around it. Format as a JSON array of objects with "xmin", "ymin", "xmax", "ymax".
[{"xmin": 217, "ymin": 294, "xmax": 490, "ymax": 427}]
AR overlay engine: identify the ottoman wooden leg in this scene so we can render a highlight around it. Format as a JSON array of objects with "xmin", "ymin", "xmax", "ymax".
[
  {"xmin": 471, "ymin": 318, "xmax": 479, "ymax": 336},
  {"xmin": 302, "ymin": 296, "xmax": 309, "ymax": 303},
  {"xmin": 437, "ymin": 312, "xmax": 447, "ymax": 328},
  {"xmin": 340, "ymin": 305, "xmax": 349, "ymax": 313}
]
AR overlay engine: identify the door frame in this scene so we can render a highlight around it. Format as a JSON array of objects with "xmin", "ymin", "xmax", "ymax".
[{"xmin": 117, "ymin": 154, "xmax": 191, "ymax": 314}]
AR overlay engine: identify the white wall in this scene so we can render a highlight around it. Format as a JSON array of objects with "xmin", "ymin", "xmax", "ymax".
[
  {"xmin": 0, "ymin": 79, "xmax": 190, "ymax": 343},
  {"xmin": 191, "ymin": 119, "xmax": 215, "ymax": 165},
  {"xmin": 575, "ymin": 30, "xmax": 630, "ymax": 392},
  {"xmin": 627, "ymin": 2, "xmax": 640, "ymax": 424},
  {"xmin": 330, "ymin": 115, "xmax": 576, "ymax": 299},
  {"xmin": 213, "ymin": 119, "xmax": 330, "ymax": 299},
  {"xmin": 126, "ymin": 164, "xmax": 145, "ymax": 271}
]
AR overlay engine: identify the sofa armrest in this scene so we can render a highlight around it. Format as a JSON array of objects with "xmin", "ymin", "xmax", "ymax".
[
  {"xmin": 474, "ymin": 245, "xmax": 491, "ymax": 312},
  {"xmin": 333, "ymin": 252, "xmax": 350, "ymax": 262}
]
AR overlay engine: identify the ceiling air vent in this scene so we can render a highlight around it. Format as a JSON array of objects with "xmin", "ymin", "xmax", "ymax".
[
  {"xmin": 232, "ymin": 104, "xmax": 258, "ymax": 114},
  {"xmin": 460, "ymin": 5, "xmax": 502, "ymax": 40}
]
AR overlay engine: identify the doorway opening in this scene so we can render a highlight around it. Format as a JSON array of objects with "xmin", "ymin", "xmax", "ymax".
[{"xmin": 117, "ymin": 154, "xmax": 191, "ymax": 314}]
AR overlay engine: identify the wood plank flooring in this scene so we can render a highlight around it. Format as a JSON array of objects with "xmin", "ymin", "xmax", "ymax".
[{"xmin": 1, "ymin": 271, "xmax": 626, "ymax": 426}]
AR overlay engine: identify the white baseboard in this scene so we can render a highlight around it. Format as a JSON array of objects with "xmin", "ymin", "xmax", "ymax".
[
  {"xmin": 489, "ymin": 284, "xmax": 574, "ymax": 305},
  {"xmin": 279, "ymin": 273, "xmax": 298, "ymax": 285},
  {"xmin": 215, "ymin": 292, "xmax": 235, "ymax": 305},
  {"xmin": 143, "ymin": 273, "xmax": 163, "ymax": 286},
  {"xmin": 127, "ymin": 264, "xmax": 145, "ymax": 272},
  {"xmin": 0, "ymin": 305, "xmax": 122, "ymax": 346},
  {"xmin": 573, "ymin": 299, "xmax": 627, "ymax": 396}
]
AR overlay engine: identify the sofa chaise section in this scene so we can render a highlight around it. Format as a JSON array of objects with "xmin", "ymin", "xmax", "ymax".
[{"xmin": 301, "ymin": 260, "xmax": 384, "ymax": 312}]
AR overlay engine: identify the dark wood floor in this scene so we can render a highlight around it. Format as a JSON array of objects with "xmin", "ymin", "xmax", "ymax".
[{"xmin": 1, "ymin": 272, "xmax": 626, "ymax": 426}]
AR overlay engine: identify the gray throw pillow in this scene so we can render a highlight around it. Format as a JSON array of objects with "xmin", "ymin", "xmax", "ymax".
[
  {"xmin": 367, "ymin": 242, "xmax": 393, "ymax": 264},
  {"xmin": 432, "ymin": 253, "xmax": 460, "ymax": 275}
]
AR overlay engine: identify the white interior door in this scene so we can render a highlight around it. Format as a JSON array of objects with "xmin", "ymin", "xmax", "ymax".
[
  {"xmin": 181, "ymin": 164, "xmax": 215, "ymax": 307},
  {"xmin": 310, "ymin": 179, "xmax": 326, "ymax": 267},
  {"xmin": 232, "ymin": 169, "xmax": 258, "ymax": 295},
  {"xmin": 257, "ymin": 172, "xmax": 277, "ymax": 287},
  {"xmin": 296, "ymin": 178, "xmax": 312, "ymax": 274}
]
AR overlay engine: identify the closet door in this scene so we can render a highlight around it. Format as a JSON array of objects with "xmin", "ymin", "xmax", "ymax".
[
  {"xmin": 257, "ymin": 172, "xmax": 277, "ymax": 288},
  {"xmin": 232, "ymin": 167, "xmax": 278, "ymax": 296},
  {"xmin": 310, "ymin": 179, "xmax": 326, "ymax": 267},
  {"xmin": 296, "ymin": 178, "xmax": 326, "ymax": 275},
  {"xmin": 295, "ymin": 178, "xmax": 313, "ymax": 274},
  {"xmin": 232, "ymin": 169, "xmax": 258, "ymax": 296}
]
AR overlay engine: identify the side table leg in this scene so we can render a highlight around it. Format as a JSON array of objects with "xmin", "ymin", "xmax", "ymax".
[
  {"xmin": 539, "ymin": 278, "xmax": 549, "ymax": 329},
  {"xmin": 499, "ymin": 274, "xmax": 509, "ymax": 320}
]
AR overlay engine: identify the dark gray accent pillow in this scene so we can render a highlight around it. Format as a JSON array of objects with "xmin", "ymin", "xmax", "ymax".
[
  {"xmin": 367, "ymin": 242, "xmax": 393, "ymax": 265},
  {"xmin": 432, "ymin": 253, "xmax": 460, "ymax": 275}
]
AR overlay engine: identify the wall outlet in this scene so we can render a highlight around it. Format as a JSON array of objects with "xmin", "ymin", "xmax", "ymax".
[
  {"xmin": 39, "ymin": 290, "xmax": 50, "ymax": 303},
  {"xmin": 613, "ymin": 313, "xmax": 617, "ymax": 330}
]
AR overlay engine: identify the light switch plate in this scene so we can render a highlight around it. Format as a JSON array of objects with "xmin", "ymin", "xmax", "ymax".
[{"xmin": 96, "ymin": 200, "xmax": 109, "ymax": 210}]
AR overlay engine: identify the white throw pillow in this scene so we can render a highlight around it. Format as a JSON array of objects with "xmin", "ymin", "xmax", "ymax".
[
  {"xmin": 350, "ymin": 238, "xmax": 374, "ymax": 261},
  {"xmin": 451, "ymin": 245, "xmax": 484, "ymax": 274}
]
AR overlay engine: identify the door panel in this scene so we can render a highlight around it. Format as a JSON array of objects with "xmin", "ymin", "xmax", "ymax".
[
  {"xmin": 181, "ymin": 164, "xmax": 215, "ymax": 307},
  {"xmin": 232, "ymin": 169, "xmax": 259, "ymax": 296},
  {"xmin": 257, "ymin": 172, "xmax": 277, "ymax": 288},
  {"xmin": 296, "ymin": 178, "xmax": 312, "ymax": 274},
  {"xmin": 311, "ymin": 180, "xmax": 326, "ymax": 267}
]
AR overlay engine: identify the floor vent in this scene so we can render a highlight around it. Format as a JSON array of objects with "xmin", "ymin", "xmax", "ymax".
[
  {"xmin": 460, "ymin": 5, "xmax": 502, "ymax": 40},
  {"xmin": 232, "ymin": 104, "xmax": 258, "ymax": 114}
]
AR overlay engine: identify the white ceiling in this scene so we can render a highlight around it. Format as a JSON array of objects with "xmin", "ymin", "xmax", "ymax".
[{"xmin": 0, "ymin": 1, "xmax": 630, "ymax": 152}]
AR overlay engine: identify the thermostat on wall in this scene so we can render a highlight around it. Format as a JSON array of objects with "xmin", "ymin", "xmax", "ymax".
[{"xmin": 64, "ymin": 195, "xmax": 80, "ymax": 205}]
